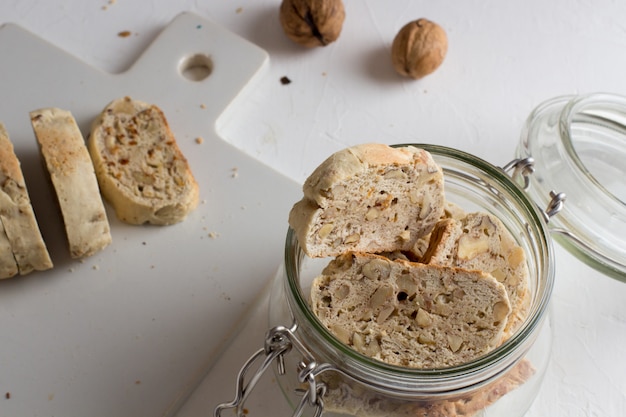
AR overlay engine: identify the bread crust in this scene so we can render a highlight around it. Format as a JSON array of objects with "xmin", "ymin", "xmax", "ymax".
[
  {"xmin": 30, "ymin": 107, "xmax": 112, "ymax": 259},
  {"xmin": 289, "ymin": 144, "xmax": 445, "ymax": 258},
  {"xmin": 311, "ymin": 252, "xmax": 511, "ymax": 368},
  {"xmin": 0, "ymin": 123, "xmax": 53, "ymax": 276},
  {"xmin": 88, "ymin": 97, "xmax": 199, "ymax": 225}
]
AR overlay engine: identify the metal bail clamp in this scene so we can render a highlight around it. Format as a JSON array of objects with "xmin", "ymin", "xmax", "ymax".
[
  {"xmin": 502, "ymin": 157, "xmax": 566, "ymax": 222},
  {"xmin": 214, "ymin": 325, "xmax": 328, "ymax": 417}
]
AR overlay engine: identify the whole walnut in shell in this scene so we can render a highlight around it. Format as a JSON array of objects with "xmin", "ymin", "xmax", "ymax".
[
  {"xmin": 279, "ymin": 0, "xmax": 345, "ymax": 47},
  {"xmin": 391, "ymin": 18, "xmax": 448, "ymax": 79}
]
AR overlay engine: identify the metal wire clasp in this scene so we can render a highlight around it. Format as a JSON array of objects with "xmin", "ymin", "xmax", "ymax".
[
  {"xmin": 502, "ymin": 157, "xmax": 536, "ymax": 190},
  {"xmin": 502, "ymin": 157, "xmax": 566, "ymax": 221},
  {"xmin": 214, "ymin": 325, "xmax": 327, "ymax": 417}
]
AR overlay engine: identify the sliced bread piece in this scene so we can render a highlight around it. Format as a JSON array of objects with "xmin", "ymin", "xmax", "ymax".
[
  {"xmin": 88, "ymin": 97, "xmax": 199, "ymax": 225},
  {"xmin": 407, "ymin": 200, "xmax": 468, "ymax": 261},
  {"xmin": 289, "ymin": 144, "xmax": 445, "ymax": 258},
  {"xmin": 320, "ymin": 358, "xmax": 534, "ymax": 417},
  {"xmin": 0, "ymin": 218, "xmax": 17, "ymax": 279},
  {"xmin": 30, "ymin": 108, "xmax": 112, "ymax": 259},
  {"xmin": 310, "ymin": 252, "xmax": 511, "ymax": 368},
  {"xmin": 0, "ymin": 122, "xmax": 53, "ymax": 276},
  {"xmin": 421, "ymin": 212, "xmax": 531, "ymax": 338}
]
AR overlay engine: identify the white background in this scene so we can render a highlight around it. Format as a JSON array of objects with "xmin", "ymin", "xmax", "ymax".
[{"xmin": 2, "ymin": 1, "xmax": 626, "ymax": 416}]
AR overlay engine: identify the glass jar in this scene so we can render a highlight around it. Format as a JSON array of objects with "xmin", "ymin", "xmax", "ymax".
[
  {"xmin": 215, "ymin": 144, "xmax": 556, "ymax": 417},
  {"xmin": 215, "ymin": 93, "xmax": 626, "ymax": 417}
]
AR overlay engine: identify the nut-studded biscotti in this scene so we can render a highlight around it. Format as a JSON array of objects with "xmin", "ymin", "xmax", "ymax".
[
  {"xmin": 0, "ymin": 123, "xmax": 53, "ymax": 276},
  {"xmin": 0, "ymin": 218, "xmax": 17, "ymax": 279},
  {"xmin": 30, "ymin": 108, "xmax": 112, "ymax": 259},
  {"xmin": 406, "ymin": 200, "xmax": 468, "ymax": 261},
  {"xmin": 310, "ymin": 252, "xmax": 511, "ymax": 368},
  {"xmin": 88, "ymin": 97, "xmax": 199, "ymax": 225},
  {"xmin": 289, "ymin": 144, "xmax": 445, "ymax": 258},
  {"xmin": 421, "ymin": 212, "xmax": 531, "ymax": 338},
  {"xmin": 320, "ymin": 358, "xmax": 534, "ymax": 417}
]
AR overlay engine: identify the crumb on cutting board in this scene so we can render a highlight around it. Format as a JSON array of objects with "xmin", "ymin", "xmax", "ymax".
[{"xmin": 101, "ymin": 0, "xmax": 116, "ymax": 10}]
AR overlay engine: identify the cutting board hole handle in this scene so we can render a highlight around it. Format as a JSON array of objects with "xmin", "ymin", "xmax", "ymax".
[{"xmin": 179, "ymin": 53, "xmax": 213, "ymax": 81}]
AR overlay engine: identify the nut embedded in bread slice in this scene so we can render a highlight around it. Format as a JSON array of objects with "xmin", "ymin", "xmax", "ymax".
[
  {"xmin": 421, "ymin": 212, "xmax": 531, "ymax": 339},
  {"xmin": 88, "ymin": 97, "xmax": 199, "ymax": 225},
  {"xmin": 289, "ymin": 143, "xmax": 445, "ymax": 258},
  {"xmin": 30, "ymin": 108, "xmax": 112, "ymax": 259},
  {"xmin": 310, "ymin": 252, "xmax": 511, "ymax": 369},
  {"xmin": 0, "ymin": 122, "xmax": 53, "ymax": 276}
]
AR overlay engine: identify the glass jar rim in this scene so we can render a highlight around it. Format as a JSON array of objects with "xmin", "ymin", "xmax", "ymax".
[
  {"xmin": 284, "ymin": 144, "xmax": 555, "ymax": 393},
  {"xmin": 559, "ymin": 92, "xmax": 626, "ymax": 207}
]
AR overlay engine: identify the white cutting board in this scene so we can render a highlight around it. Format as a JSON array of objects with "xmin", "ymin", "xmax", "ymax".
[{"xmin": 0, "ymin": 12, "xmax": 300, "ymax": 417}]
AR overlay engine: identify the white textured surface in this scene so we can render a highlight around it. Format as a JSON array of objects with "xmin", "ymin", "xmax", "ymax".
[{"xmin": 2, "ymin": 1, "xmax": 626, "ymax": 416}]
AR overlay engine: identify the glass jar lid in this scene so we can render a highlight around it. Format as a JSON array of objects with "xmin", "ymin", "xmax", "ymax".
[{"xmin": 517, "ymin": 92, "xmax": 626, "ymax": 281}]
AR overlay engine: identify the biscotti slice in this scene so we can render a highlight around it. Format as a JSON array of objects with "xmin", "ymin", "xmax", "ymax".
[
  {"xmin": 421, "ymin": 212, "xmax": 531, "ymax": 338},
  {"xmin": 0, "ymin": 220, "xmax": 17, "ymax": 279},
  {"xmin": 406, "ymin": 200, "xmax": 468, "ymax": 261},
  {"xmin": 320, "ymin": 358, "xmax": 534, "ymax": 417},
  {"xmin": 30, "ymin": 108, "xmax": 112, "ymax": 259},
  {"xmin": 0, "ymin": 123, "xmax": 53, "ymax": 276},
  {"xmin": 88, "ymin": 97, "xmax": 199, "ymax": 225},
  {"xmin": 289, "ymin": 144, "xmax": 445, "ymax": 258},
  {"xmin": 310, "ymin": 252, "xmax": 511, "ymax": 368}
]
